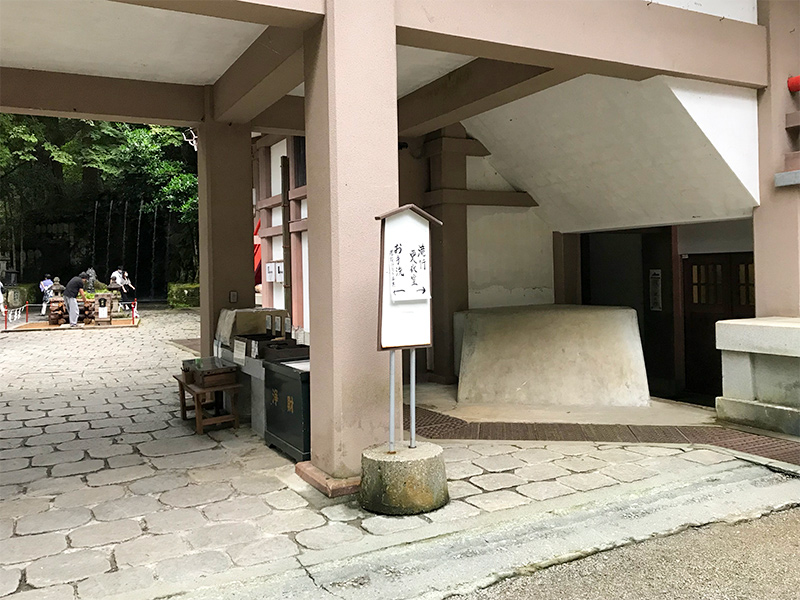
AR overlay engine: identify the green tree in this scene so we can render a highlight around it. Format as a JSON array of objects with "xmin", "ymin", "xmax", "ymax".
[{"xmin": 0, "ymin": 115, "xmax": 199, "ymax": 289}]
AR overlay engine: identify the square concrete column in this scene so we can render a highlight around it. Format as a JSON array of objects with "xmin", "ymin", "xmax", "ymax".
[
  {"xmin": 197, "ymin": 92, "xmax": 255, "ymax": 355},
  {"xmin": 753, "ymin": 0, "xmax": 800, "ymax": 317},
  {"xmin": 303, "ymin": 0, "xmax": 399, "ymax": 479}
]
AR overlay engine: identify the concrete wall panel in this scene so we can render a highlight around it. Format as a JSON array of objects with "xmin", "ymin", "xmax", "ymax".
[{"xmin": 466, "ymin": 206, "xmax": 554, "ymax": 309}]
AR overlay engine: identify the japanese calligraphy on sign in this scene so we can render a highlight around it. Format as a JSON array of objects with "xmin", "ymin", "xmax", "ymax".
[{"xmin": 388, "ymin": 240, "xmax": 430, "ymax": 302}]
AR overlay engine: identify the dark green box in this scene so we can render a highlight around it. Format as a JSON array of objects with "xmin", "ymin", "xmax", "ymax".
[{"xmin": 264, "ymin": 359, "xmax": 310, "ymax": 461}]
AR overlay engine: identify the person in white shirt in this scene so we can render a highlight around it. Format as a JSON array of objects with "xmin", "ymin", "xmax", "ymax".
[
  {"xmin": 39, "ymin": 274, "xmax": 53, "ymax": 315},
  {"xmin": 110, "ymin": 266, "xmax": 124, "ymax": 287}
]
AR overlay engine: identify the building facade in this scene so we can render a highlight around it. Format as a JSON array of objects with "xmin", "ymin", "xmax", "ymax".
[{"xmin": 1, "ymin": 0, "xmax": 799, "ymax": 488}]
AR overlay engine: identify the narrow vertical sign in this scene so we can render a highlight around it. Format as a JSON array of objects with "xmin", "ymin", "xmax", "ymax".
[{"xmin": 376, "ymin": 205, "xmax": 442, "ymax": 452}]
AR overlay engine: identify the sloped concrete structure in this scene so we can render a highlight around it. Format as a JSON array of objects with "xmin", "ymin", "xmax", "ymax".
[
  {"xmin": 457, "ymin": 305, "xmax": 650, "ymax": 407},
  {"xmin": 463, "ymin": 74, "xmax": 759, "ymax": 232}
]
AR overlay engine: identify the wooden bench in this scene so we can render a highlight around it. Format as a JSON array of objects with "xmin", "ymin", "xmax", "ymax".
[{"xmin": 173, "ymin": 373, "xmax": 241, "ymax": 435}]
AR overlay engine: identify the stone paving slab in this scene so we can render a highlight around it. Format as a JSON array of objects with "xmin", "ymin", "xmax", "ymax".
[{"xmin": 2, "ymin": 311, "xmax": 799, "ymax": 599}]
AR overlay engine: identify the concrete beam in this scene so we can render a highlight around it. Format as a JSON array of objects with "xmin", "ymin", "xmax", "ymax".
[
  {"xmin": 108, "ymin": 0, "xmax": 324, "ymax": 28},
  {"xmin": 214, "ymin": 28, "xmax": 304, "ymax": 123},
  {"xmin": 423, "ymin": 189, "xmax": 538, "ymax": 208},
  {"xmin": 251, "ymin": 95, "xmax": 306, "ymax": 134},
  {"xmin": 399, "ymin": 59, "xmax": 552, "ymax": 137},
  {"xmin": 249, "ymin": 63, "xmax": 577, "ymax": 137},
  {"xmin": 422, "ymin": 137, "xmax": 489, "ymax": 158},
  {"xmin": 396, "ymin": 0, "xmax": 767, "ymax": 88},
  {"xmin": 0, "ymin": 67, "xmax": 204, "ymax": 126}
]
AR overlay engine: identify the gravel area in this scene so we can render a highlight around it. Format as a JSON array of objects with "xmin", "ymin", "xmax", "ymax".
[{"xmin": 456, "ymin": 508, "xmax": 800, "ymax": 600}]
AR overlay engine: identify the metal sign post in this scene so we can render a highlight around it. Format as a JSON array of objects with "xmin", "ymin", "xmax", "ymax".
[{"xmin": 376, "ymin": 205, "xmax": 442, "ymax": 453}]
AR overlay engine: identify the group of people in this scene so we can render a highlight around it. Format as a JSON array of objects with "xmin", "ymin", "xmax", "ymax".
[{"xmin": 38, "ymin": 266, "xmax": 137, "ymax": 327}]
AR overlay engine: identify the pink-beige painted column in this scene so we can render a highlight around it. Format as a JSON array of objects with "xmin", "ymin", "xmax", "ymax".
[
  {"xmin": 197, "ymin": 90, "xmax": 256, "ymax": 354},
  {"xmin": 753, "ymin": 0, "xmax": 800, "ymax": 317},
  {"xmin": 304, "ymin": 0, "xmax": 399, "ymax": 478}
]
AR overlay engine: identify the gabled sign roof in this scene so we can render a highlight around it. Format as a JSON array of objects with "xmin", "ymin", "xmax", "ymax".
[{"xmin": 374, "ymin": 204, "xmax": 443, "ymax": 226}]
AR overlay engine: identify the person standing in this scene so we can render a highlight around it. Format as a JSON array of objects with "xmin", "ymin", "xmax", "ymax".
[
  {"xmin": 63, "ymin": 272, "xmax": 88, "ymax": 327},
  {"xmin": 39, "ymin": 274, "xmax": 53, "ymax": 316},
  {"xmin": 0, "ymin": 280, "xmax": 5, "ymax": 317},
  {"xmin": 121, "ymin": 271, "xmax": 136, "ymax": 309}
]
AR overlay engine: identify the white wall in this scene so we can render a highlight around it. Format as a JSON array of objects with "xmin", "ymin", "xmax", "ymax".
[
  {"xmin": 644, "ymin": 0, "xmax": 756, "ymax": 23},
  {"xmin": 664, "ymin": 77, "xmax": 759, "ymax": 202},
  {"xmin": 677, "ymin": 219, "xmax": 754, "ymax": 255},
  {"xmin": 463, "ymin": 74, "xmax": 758, "ymax": 233},
  {"xmin": 466, "ymin": 156, "xmax": 515, "ymax": 192},
  {"xmin": 466, "ymin": 206, "xmax": 554, "ymax": 309}
]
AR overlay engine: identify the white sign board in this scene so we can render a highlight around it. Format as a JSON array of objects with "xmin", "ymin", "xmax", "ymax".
[
  {"xmin": 276, "ymin": 262, "xmax": 285, "ymax": 283},
  {"xmin": 265, "ymin": 263, "xmax": 275, "ymax": 283},
  {"xmin": 378, "ymin": 208, "xmax": 438, "ymax": 350},
  {"xmin": 649, "ymin": 269, "xmax": 662, "ymax": 312}
]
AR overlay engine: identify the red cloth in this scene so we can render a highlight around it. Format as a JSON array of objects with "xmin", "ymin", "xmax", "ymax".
[{"xmin": 254, "ymin": 219, "xmax": 262, "ymax": 285}]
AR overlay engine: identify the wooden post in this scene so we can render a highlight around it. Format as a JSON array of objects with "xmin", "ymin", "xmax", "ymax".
[{"xmin": 281, "ymin": 155, "xmax": 292, "ymax": 325}]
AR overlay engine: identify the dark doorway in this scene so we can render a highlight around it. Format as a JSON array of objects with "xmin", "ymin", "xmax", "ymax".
[{"xmin": 683, "ymin": 252, "xmax": 755, "ymax": 396}]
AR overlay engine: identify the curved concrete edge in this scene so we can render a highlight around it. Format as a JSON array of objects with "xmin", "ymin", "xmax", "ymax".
[{"xmin": 359, "ymin": 442, "xmax": 449, "ymax": 515}]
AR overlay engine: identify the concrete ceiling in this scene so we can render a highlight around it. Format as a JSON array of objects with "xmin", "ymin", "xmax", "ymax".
[
  {"xmin": 0, "ymin": 0, "xmax": 474, "ymax": 96},
  {"xmin": 0, "ymin": 0, "xmax": 266, "ymax": 85},
  {"xmin": 287, "ymin": 45, "xmax": 474, "ymax": 99},
  {"xmin": 463, "ymin": 74, "xmax": 759, "ymax": 233}
]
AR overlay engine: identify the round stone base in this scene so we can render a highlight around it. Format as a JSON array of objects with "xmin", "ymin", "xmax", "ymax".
[{"xmin": 359, "ymin": 442, "xmax": 449, "ymax": 515}]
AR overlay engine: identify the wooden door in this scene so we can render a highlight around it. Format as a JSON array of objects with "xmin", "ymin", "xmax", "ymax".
[{"xmin": 683, "ymin": 253, "xmax": 755, "ymax": 395}]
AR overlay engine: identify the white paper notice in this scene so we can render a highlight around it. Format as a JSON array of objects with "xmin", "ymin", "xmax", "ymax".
[
  {"xmin": 265, "ymin": 263, "xmax": 275, "ymax": 282},
  {"xmin": 276, "ymin": 262, "xmax": 284, "ymax": 283},
  {"xmin": 233, "ymin": 339, "xmax": 246, "ymax": 365}
]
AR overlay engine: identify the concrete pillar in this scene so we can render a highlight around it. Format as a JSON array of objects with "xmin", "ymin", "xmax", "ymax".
[
  {"xmin": 716, "ymin": 1, "xmax": 800, "ymax": 434},
  {"xmin": 303, "ymin": 0, "xmax": 398, "ymax": 479},
  {"xmin": 429, "ymin": 203, "xmax": 468, "ymax": 383},
  {"xmin": 197, "ymin": 89, "xmax": 255, "ymax": 355},
  {"xmin": 753, "ymin": 0, "xmax": 800, "ymax": 317},
  {"xmin": 428, "ymin": 126, "xmax": 470, "ymax": 384},
  {"xmin": 552, "ymin": 232, "xmax": 581, "ymax": 304}
]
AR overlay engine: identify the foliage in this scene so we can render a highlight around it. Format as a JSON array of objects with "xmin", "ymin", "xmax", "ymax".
[
  {"xmin": 0, "ymin": 115, "xmax": 199, "ymax": 289},
  {"xmin": 167, "ymin": 282, "xmax": 201, "ymax": 308}
]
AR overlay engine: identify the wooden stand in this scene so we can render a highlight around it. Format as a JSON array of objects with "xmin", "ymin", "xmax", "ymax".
[{"xmin": 174, "ymin": 373, "xmax": 241, "ymax": 435}]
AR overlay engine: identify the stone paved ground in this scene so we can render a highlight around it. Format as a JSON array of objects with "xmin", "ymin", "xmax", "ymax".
[{"xmin": 0, "ymin": 310, "xmax": 787, "ymax": 599}]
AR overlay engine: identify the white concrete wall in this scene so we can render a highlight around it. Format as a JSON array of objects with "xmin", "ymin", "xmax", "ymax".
[
  {"xmin": 677, "ymin": 219, "xmax": 754, "ymax": 255},
  {"xmin": 463, "ymin": 74, "xmax": 758, "ymax": 233},
  {"xmin": 644, "ymin": 0, "xmax": 756, "ymax": 24},
  {"xmin": 664, "ymin": 77, "xmax": 759, "ymax": 202},
  {"xmin": 466, "ymin": 205, "xmax": 554, "ymax": 309},
  {"xmin": 466, "ymin": 156, "xmax": 516, "ymax": 192}
]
